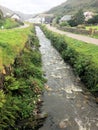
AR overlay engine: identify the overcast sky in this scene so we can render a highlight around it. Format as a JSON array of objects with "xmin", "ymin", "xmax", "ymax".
[{"xmin": 0, "ymin": 0, "xmax": 67, "ymax": 14}]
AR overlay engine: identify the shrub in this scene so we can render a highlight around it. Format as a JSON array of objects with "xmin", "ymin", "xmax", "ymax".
[{"xmin": 60, "ymin": 22, "xmax": 70, "ymax": 27}]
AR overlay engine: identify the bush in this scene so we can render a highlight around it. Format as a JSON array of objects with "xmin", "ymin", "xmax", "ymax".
[
  {"xmin": 60, "ymin": 22, "xmax": 70, "ymax": 27},
  {"xmin": 87, "ymin": 15, "xmax": 98, "ymax": 24}
]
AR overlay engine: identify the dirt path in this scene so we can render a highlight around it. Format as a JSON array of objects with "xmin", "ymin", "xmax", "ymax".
[{"xmin": 46, "ymin": 25, "xmax": 98, "ymax": 46}]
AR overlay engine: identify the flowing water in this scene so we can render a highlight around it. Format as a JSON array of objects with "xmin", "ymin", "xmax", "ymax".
[{"xmin": 36, "ymin": 26, "xmax": 98, "ymax": 130}]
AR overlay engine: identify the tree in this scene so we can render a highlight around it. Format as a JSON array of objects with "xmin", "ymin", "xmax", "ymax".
[
  {"xmin": 0, "ymin": 10, "xmax": 4, "ymax": 27},
  {"xmin": 0, "ymin": 9, "xmax": 3, "ymax": 19},
  {"xmin": 87, "ymin": 15, "xmax": 98, "ymax": 24},
  {"xmin": 55, "ymin": 16, "xmax": 61, "ymax": 24},
  {"xmin": 68, "ymin": 9, "xmax": 85, "ymax": 26}
]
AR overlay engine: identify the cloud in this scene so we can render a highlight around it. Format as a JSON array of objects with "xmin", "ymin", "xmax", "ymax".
[{"xmin": 0, "ymin": 0, "xmax": 66, "ymax": 14}]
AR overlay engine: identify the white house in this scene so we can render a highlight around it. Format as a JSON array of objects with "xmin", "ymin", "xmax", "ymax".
[
  {"xmin": 84, "ymin": 11, "xmax": 94, "ymax": 21},
  {"xmin": 26, "ymin": 13, "xmax": 54, "ymax": 24},
  {"xmin": 11, "ymin": 14, "xmax": 20, "ymax": 20},
  {"xmin": 26, "ymin": 16, "xmax": 42, "ymax": 23},
  {"xmin": 4, "ymin": 13, "xmax": 11, "ymax": 17},
  {"xmin": 60, "ymin": 15, "xmax": 72, "ymax": 23}
]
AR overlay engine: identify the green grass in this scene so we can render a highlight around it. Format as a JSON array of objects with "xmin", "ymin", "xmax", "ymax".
[
  {"xmin": 0, "ymin": 26, "xmax": 45, "ymax": 129},
  {"xmin": 0, "ymin": 18, "xmax": 22, "ymax": 29},
  {"xmin": 86, "ymin": 25, "xmax": 98, "ymax": 30},
  {"xmin": 41, "ymin": 25, "xmax": 98, "ymax": 91},
  {"xmin": 0, "ymin": 26, "xmax": 31, "ymax": 71},
  {"xmin": 65, "ymin": 36, "xmax": 98, "ymax": 65},
  {"xmin": 3, "ymin": 18, "xmax": 20, "ymax": 29}
]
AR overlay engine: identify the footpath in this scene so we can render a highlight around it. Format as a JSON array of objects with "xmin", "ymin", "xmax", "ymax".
[{"xmin": 46, "ymin": 24, "xmax": 98, "ymax": 46}]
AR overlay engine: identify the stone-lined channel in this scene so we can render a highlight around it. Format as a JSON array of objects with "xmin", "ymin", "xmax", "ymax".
[{"xmin": 36, "ymin": 26, "xmax": 98, "ymax": 130}]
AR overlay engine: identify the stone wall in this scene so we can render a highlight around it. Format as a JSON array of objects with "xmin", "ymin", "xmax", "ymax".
[{"xmin": 57, "ymin": 26, "xmax": 98, "ymax": 36}]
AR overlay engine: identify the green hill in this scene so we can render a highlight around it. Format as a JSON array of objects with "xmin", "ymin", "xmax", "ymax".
[{"xmin": 47, "ymin": 0, "xmax": 98, "ymax": 16}]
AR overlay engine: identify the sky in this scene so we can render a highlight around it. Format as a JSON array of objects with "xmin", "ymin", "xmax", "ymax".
[{"xmin": 0, "ymin": 0, "xmax": 67, "ymax": 14}]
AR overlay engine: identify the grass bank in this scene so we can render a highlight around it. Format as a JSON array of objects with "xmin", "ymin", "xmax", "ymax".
[
  {"xmin": 0, "ymin": 18, "xmax": 23, "ymax": 29},
  {"xmin": 0, "ymin": 26, "xmax": 31, "ymax": 71},
  {"xmin": 41, "ymin": 25, "xmax": 98, "ymax": 93},
  {"xmin": 86, "ymin": 25, "xmax": 98, "ymax": 31},
  {"xmin": 0, "ymin": 26, "xmax": 45, "ymax": 129}
]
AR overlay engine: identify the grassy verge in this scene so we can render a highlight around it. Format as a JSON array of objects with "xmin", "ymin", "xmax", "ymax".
[
  {"xmin": 86, "ymin": 25, "xmax": 98, "ymax": 31},
  {"xmin": 41, "ymin": 25, "xmax": 98, "ymax": 93},
  {"xmin": 0, "ymin": 26, "xmax": 45, "ymax": 129},
  {"xmin": 0, "ymin": 18, "xmax": 23, "ymax": 29},
  {"xmin": 0, "ymin": 26, "xmax": 31, "ymax": 71}
]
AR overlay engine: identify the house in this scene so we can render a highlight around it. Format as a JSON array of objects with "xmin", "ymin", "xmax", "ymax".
[
  {"xmin": 60, "ymin": 15, "xmax": 72, "ymax": 23},
  {"xmin": 84, "ymin": 11, "xmax": 94, "ymax": 21},
  {"xmin": 4, "ymin": 13, "xmax": 11, "ymax": 17},
  {"xmin": 11, "ymin": 14, "xmax": 20, "ymax": 20},
  {"xmin": 27, "ymin": 13, "xmax": 54, "ymax": 24},
  {"xmin": 27, "ymin": 16, "xmax": 42, "ymax": 23},
  {"xmin": 38, "ymin": 13, "xmax": 54, "ymax": 24}
]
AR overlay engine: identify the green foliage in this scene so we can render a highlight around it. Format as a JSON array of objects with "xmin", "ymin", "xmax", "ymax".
[
  {"xmin": 0, "ymin": 19, "xmax": 4, "ymax": 27},
  {"xmin": 0, "ymin": 90, "xmax": 6, "ymax": 108},
  {"xmin": 55, "ymin": 16, "xmax": 61, "ymax": 24},
  {"xmin": 68, "ymin": 9, "xmax": 85, "ymax": 27},
  {"xmin": 0, "ymin": 26, "xmax": 44, "ymax": 129},
  {"xmin": 0, "ymin": 95, "xmax": 20, "ymax": 129},
  {"xmin": 47, "ymin": 0, "xmax": 97, "ymax": 17},
  {"xmin": 0, "ymin": 9, "xmax": 3, "ymax": 19},
  {"xmin": 3, "ymin": 18, "xmax": 21, "ymax": 29},
  {"xmin": 62, "ymin": 47, "xmax": 78, "ymax": 66},
  {"xmin": 41, "ymin": 25, "xmax": 98, "ymax": 92},
  {"xmin": 86, "ymin": 25, "xmax": 98, "ymax": 31},
  {"xmin": 87, "ymin": 15, "xmax": 98, "ymax": 24},
  {"xmin": 60, "ymin": 21, "xmax": 70, "ymax": 27},
  {"xmin": 0, "ymin": 26, "xmax": 31, "ymax": 70},
  {"xmin": 0, "ymin": 17, "xmax": 23, "ymax": 29},
  {"xmin": 42, "ymin": 25, "xmax": 67, "ymax": 53}
]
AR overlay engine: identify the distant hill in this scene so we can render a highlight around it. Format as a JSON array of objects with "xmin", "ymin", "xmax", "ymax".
[
  {"xmin": 0, "ymin": 5, "xmax": 35, "ymax": 20},
  {"xmin": 0, "ymin": 5, "xmax": 13, "ymax": 15},
  {"xmin": 47, "ymin": 0, "xmax": 98, "ymax": 16}
]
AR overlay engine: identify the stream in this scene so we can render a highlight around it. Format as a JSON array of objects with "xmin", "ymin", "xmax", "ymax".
[{"xmin": 35, "ymin": 26, "xmax": 98, "ymax": 130}]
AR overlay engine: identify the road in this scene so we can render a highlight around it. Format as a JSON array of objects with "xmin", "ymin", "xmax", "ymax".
[{"xmin": 46, "ymin": 25, "xmax": 98, "ymax": 46}]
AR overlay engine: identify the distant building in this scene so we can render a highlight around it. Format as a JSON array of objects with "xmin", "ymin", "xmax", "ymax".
[
  {"xmin": 11, "ymin": 14, "xmax": 20, "ymax": 20},
  {"xmin": 27, "ymin": 13, "xmax": 54, "ymax": 24},
  {"xmin": 84, "ymin": 11, "xmax": 94, "ymax": 21},
  {"xmin": 60, "ymin": 15, "xmax": 72, "ymax": 22},
  {"xmin": 4, "ymin": 12, "xmax": 11, "ymax": 17},
  {"xmin": 44, "ymin": 17, "xmax": 53, "ymax": 24},
  {"xmin": 27, "ymin": 16, "xmax": 42, "ymax": 23}
]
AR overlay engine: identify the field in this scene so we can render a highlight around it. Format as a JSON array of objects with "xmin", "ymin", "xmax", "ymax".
[
  {"xmin": 0, "ymin": 26, "xmax": 31, "ymax": 70},
  {"xmin": 86, "ymin": 25, "xmax": 98, "ymax": 30}
]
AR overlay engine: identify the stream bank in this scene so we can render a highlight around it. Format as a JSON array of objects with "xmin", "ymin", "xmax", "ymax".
[{"xmin": 36, "ymin": 26, "xmax": 98, "ymax": 130}]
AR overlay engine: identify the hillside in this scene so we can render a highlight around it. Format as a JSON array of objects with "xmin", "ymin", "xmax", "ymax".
[
  {"xmin": 47, "ymin": 0, "xmax": 98, "ymax": 16},
  {"xmin": 0, "ymin": 5, "xmax": 35, "ymax": 20}
]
